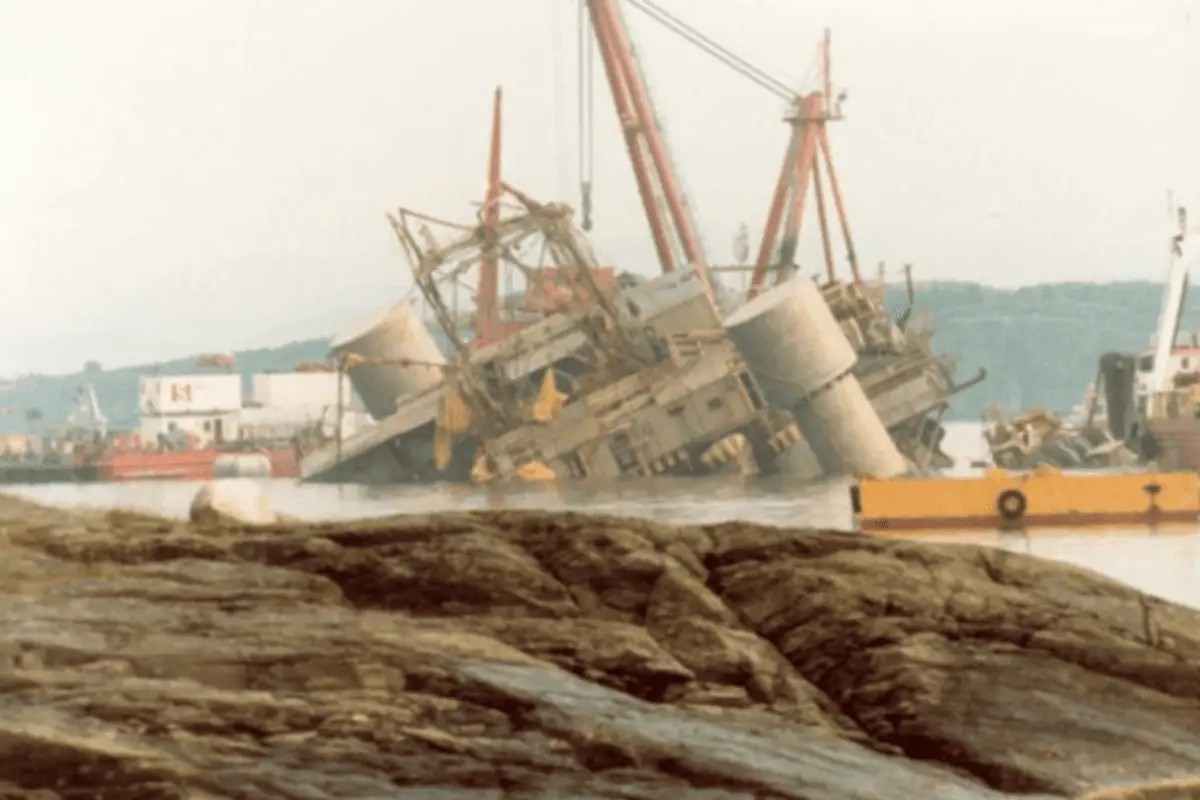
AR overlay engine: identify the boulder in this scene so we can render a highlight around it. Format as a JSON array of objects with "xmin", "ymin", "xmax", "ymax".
[{"xmin": 188, "ymin": 478, "xmax": 278, "ymax": 526}]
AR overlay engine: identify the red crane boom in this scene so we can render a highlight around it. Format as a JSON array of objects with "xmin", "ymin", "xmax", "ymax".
[{"xmin": 584, "ymin": 0, "xmax": 711, "ymax": 290}]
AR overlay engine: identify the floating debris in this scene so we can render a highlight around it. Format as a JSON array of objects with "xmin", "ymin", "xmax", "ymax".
[{"xmin": 981, "ymin": 405, "xmax": 1138, "ymax": 470}]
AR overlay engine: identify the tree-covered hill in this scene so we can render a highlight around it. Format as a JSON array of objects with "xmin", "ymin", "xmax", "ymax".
[{"xmin": 893, "ymin": 280, "xmax": 1179, "ymax": 421}]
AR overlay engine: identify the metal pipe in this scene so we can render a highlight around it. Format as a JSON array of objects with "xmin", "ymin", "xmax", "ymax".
[
  {"xmin": 817, "ymin": 125, "xmax": 861, "ymax": 284},
  {"xmin": 822, "ymin": 29, "xmax": 832, "ymax": 118},
  {"xmin": 812, "ymin": 157, "xmax": 836, "ymax": 283},
  {"xmin": 749, "ymin": 106, "xmax": 803, "ymax": 298},
  {"xmin": 335, "ymin": 360, "xmax": 344, "ymax": 483},
  {"xmin": 776, "ymin": 94, "xmax": 823, "ymax": 281}
]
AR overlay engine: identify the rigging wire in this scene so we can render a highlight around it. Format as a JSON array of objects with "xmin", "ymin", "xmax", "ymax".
[
  {"xmin": 578, "ymin": 0, "xmax": 595, "ymax": 231},
  {"xmin": 550, "ymin": 0, "xmax": 572, "ymax": 203},
  {"xmin": 573, "ymin": 0, "xmax": 811, "ymax": 256},
  {"xmin": 621, "ymin": 0, "xmax": 795, "ymax": 101}
]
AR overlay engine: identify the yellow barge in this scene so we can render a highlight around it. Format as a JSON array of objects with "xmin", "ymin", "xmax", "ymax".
[{"xmin": 852, "ymin": 466, "xmax": 1200, "ymax": 531}]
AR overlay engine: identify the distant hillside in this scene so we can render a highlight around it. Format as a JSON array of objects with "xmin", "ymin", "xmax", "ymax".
[
  {"xmin": 889, "ymin": 280, "xmax": 1181, "ymax": 421},
  {"xmin": 0, "ymin": 340, "xmax": 332, "ymax": 434},
  {"xmin": 0, "ymin": 281, "xmax": 1184, "ymax": 433}
]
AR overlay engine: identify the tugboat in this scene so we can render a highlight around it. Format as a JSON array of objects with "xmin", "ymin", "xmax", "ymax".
[{"xmin": 1106, "ymin": 203, "xmax": 1200, "ymax": 470}]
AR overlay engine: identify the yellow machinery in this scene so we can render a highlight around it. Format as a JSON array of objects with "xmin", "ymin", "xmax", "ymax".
[{"xmin": 853, "ymin": 466, "xmax": 1200, "ymax": 532}]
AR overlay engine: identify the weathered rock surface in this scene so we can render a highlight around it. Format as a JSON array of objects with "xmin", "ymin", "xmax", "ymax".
[
  {"xmin": 0, "ymin": 496, "xmax": 1198, "ymax": 798},
  {"xmin": 188, "ymin": 479, "xmax": 278, "ymax": 526}
]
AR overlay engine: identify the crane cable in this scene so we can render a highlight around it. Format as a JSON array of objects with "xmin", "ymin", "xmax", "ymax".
[
  {"xmin": 578, "ymin": 1, "xmax": 596, "ymax": 231},
  {"xmin": 622, "ymin": 0, "xmax": 795, "ymax": 102},
  {"xmin": 573, "ymin": 0, "xmax": 803, "ymax": 237}
]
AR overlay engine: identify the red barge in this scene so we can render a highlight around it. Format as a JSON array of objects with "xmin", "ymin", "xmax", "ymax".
[{"xmin": 94, "ymin": 446, "xmax": 300, "ymax": 482}]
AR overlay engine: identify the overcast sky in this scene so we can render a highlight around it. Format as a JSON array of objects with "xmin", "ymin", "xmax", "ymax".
[{"xmin": 2, "ymin": 0, "xmax": 1197, "ymax": 375}]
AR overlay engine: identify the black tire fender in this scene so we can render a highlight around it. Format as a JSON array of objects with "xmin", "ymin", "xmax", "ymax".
[{"xmin": 996, "ymin": 489, "xmax": 1027, "ymax": 521}]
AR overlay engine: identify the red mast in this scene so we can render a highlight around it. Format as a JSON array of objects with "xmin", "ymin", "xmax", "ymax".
[
  {"xmin": 475, "ymin": 86, "xmax": 504, "ymax": 346},
  {"xmin": 748, "ymin": 29, "xmax": 861, "ymax": 299}
]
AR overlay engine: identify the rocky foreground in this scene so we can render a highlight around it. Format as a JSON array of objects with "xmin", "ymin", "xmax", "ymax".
[{"xmin": 1, "ymin": 495, "xmax": 1199, "ymax": 799}]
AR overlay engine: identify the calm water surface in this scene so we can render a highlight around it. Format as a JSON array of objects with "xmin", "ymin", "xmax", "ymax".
[{"xmin": 8, "ymin": 423, "xmax": 1199, "ymax": 609}]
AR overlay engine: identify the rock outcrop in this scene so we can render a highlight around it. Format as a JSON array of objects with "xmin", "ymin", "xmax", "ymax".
[
  {"xmin": 0, "ymin": 496, "xmax": 1198, "ymax": 798},
  {"xmin": 188, "ymin": 478, "xmax": 278, "ymax": 526}
]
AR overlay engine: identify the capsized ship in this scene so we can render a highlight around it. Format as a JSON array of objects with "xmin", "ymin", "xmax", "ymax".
[
  {"xmin": 305, "ymin": 10, "xmax": 980, "ymax": 483},
  {"xmin": 301, "ymin": 185, "xmax": 911, "ymax": 484}
]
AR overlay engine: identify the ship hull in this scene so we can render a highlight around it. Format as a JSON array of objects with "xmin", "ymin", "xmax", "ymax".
[
  {"xmin": 0, "ymin": 463, "xmax": 100, "ymax": 484},
  {"xmin": 96, "ymin": 449, "xmax": 299, "ymax": 482},
  {"xmin": 1145, "ymin": 418, "xmax": 1200, "ymax": 471}
]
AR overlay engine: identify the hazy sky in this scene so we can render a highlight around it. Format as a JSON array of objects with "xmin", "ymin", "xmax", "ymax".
[{"xmin": 2, "ymin": 0, "xmax": 1197, "ymax": 375}]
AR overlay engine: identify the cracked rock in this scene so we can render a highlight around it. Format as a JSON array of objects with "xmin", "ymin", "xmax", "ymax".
[{"xmin": 0, "ymin": 499, "xmax": 1196, "ymax": 798}]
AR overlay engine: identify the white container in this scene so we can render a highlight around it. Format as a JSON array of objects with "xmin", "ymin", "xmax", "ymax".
[
  {"xmin": 139, "ymin": 374, "xmax": 242, "ymax": 416},
  {"xmin": 250, "ymin": 372, "xmax": 356, "ymax": 409},
  {"xmin": 617, "ymin": 267, "xmax": 709, "ymax": 321}
]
